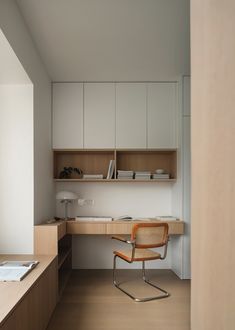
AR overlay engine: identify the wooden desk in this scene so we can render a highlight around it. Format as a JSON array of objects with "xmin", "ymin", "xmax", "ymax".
[
  {"xmin": 34, "ymin": 219, "xmax": 184, "ymax": 299},
  {"xmin": 66, "ymin": 219, "xmax": 184, "ymax": 235},
  {"xmin": 0, "ymin": 255, "xmax": 57, "ymax": 330}
]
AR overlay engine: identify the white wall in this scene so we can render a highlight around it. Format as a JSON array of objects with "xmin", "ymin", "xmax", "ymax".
[
  {"xmin": 0, "ymin": 84, "xmax": 33, "ymax": 253},
  {"xmin": 0, "ymin": 0, "xmax": 54, "ymax": 225}
]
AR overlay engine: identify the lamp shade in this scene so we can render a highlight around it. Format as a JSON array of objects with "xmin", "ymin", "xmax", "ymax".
[{"xmin": 56, "ymin": 191, "xmax": 78, "ymax": 200}]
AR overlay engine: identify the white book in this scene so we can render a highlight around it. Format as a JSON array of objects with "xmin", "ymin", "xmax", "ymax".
[
  {"xmin": 0, "ymin": 260, "xmax": 39, "ymax": 281},
  {"xmin": 117, "ymin": 170, "xmax": 134, "ymax": 175},
  {"xmin": 107, "ymin": 160, "xmax": 115, "ymax": 179},
  {"xmin": 83, "ymin": 174, "xmax": 104, "ymax": 179}
]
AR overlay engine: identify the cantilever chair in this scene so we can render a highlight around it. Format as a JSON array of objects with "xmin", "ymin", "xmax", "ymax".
[{"xmin": 112, "ymin": 222, "xmax": 169, "ymax": 302}]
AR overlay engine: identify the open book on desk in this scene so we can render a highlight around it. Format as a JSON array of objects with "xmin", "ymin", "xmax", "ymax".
[
  {"xmin": 0, "ymin": 260, "xmax": 39, "ymax": 282},
  {"xmin": 75, "ymin": 216, "xmax": 113, "ymax": 222},
  {"xmin": 113, "ymin": 216, "xmax": 152, "ymax": 221}
]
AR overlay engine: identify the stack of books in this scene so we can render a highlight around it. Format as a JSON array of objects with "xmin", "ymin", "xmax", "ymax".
[
  {"xmin": 83, "ymin": 174, "xmax": 104, "ymax": 179},
  {"xmin": 117, "ymin": 170, "xmax": 134, "ymax": 180},
  {"xmin": 152, "ymin": 173, "xmax": 170, "ymax": 179},
  {"xmin": 135, "ymin": 171, "xmax": 151, "ymax": 180}
]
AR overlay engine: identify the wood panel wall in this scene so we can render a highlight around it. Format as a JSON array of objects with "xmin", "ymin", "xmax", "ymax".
[{"xmin": 191, "ymin": 1, "xmax": 235, "ymax": 329}]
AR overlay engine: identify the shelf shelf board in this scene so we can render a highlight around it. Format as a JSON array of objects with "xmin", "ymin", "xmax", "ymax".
[
  {"xmin": 54, "ymin": 179, "xmax": 176, "ymax": 183},
  {"xmin": 58, "ymin": 248, "xmax": 72, "ymax": 270}
]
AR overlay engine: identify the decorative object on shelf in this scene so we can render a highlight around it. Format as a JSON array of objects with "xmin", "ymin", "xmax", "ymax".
[
  {"xmin": 59, "ymin": 167, "xmax": 83, "ymax": 179},
  {"xmin": 56, "ymin": 191, "xmax": 78, "ymax": 219},
  {"xmin": 156, "ymin": 169, "xmax": 165, "ymax": 174}
]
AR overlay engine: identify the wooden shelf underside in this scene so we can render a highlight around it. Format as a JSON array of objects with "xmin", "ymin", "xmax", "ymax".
[{"xmin": 54, "ymin": 179, "xmax": 176, "ymax": 183}]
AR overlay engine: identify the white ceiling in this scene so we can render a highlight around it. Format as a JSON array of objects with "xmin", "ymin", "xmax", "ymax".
[
  {"xmin": 16, "ymin": 0, "xmax": 190, "ymax": 81},
  {"xmin": 0, "ymin": 29, "xmax": 31, "ymax": 84}
]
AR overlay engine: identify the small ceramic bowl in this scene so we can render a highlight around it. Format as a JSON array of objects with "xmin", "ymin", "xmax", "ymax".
[{"xmin": 156, "ymin": 169, "xmax": 165, "ymax": 174}]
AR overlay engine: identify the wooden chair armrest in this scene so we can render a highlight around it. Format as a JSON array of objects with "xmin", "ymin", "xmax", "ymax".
[{"xmin": 111, "ymin": 235, "xmax": 135, "ymax": 244}]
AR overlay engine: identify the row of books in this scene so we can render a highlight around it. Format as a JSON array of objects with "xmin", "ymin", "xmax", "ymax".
[
  {"xmin": 82, "ymin": 174, "xmax": 170, "ymax": 180},
  {"xmin": 81, "ymin": 162, "xmax": 170, "ymax": 180}
]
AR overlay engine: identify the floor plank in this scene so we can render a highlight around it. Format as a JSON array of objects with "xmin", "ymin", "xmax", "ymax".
[{"xmin": 47, "ymin": 270, "xmax": 190, "ymax": 330}]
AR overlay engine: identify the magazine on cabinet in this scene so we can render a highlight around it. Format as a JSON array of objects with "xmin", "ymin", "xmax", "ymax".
[{"xmin": 0, "ymin": 260, "xmax": 39, "ymax": 281}]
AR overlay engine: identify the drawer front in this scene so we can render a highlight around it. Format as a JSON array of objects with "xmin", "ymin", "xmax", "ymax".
[
  {"xmin": 106, "ymin": 223, "xmax": 133, "ymax": 235},
  {"xmin": 168, "ymin": 222, "xmax": 184, "ymax": 235},
  {"xmin": 67, "ymin": 222, "xmax": 106, "ymax": 234}
]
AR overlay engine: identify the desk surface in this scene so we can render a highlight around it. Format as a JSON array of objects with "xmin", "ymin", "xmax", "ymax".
[
  {"xmin": 0, "ymin": 254, "xmax": 56, "ymax": 326},
  {"xmin": 66, "ymin": 219, "xmax": 184, "ymax": 235}
]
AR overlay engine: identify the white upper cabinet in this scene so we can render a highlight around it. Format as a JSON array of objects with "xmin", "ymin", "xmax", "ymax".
[
  {"xmin": 116, "ymin": 83, "xmax": 147, "ymax": 148},
  {"xmin": 147, "ymin": 83, "xmax": 177, "ymax": 148},
  {"xmin": 53, "ymin": 83, "xmax": 83, "ymax": 149},
  {"xmin": 84, "ymin": 83, "xmax": 115, "ymax": 148},
  {"xmin": 183, "ymin": 76, "xmax": 190, "ymax": 116}
]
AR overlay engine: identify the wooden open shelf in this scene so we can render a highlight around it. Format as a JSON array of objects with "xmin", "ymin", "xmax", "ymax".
[
  {"xmin": 34, "ymin": 221, "xmax": 72, "ymax": 298},
  {"xmin": 53, "ymin": 149, "xmax": 177, "ymax": 182},
  {"xmin": 54, "ymin": 149, "xmax": 115, "ymax": 179}
]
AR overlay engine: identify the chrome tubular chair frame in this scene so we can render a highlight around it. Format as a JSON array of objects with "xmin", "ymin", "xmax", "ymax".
[
  {"xmin": 112, "ymin": 226, "xmax": 170, "ymax": 302},
  {"xmin": 113, "ymin": 255, "xmax": 170, "ymax": 302}
]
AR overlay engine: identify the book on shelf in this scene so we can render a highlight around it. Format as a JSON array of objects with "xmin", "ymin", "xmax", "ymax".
[
  {"xmin": 75, "ymin": 216, "xmax": 113, "ymax": 222},
  {"xmin": 117, "ymin": 170, "xmax": 134, "ymax": 179},
  {"xmin": 0, "ymin": 260, "xmax": 39, "ymax": 281},
  {"xmin": 106, "ymin": 160, "xmax": 115, "ymax": 179},
  {"xmin": 83, "ymin": 174, "xmax": 104, "ymax": 179},
  {"xmin": 152, "ymin": 173, "xmax": 170, "ymax": 179},
  {"xmin": 135, "ymin": 171, "xmax": 151, "ymax": 180}
]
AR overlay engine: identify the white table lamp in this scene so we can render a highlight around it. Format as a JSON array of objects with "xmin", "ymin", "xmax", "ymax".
[{"xmin": 56, "ymin": 191, "xmax": 78, "ymax": 219}]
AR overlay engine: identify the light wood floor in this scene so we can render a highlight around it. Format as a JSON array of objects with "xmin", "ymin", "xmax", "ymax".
[{"xmin": 47, "ymin": 270, "xmax": 190, "ymax": 330}]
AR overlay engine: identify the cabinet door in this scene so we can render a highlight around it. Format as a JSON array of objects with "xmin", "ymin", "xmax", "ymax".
[
  {"xmin": 183, "ymin": 76, "xmax": 190, "ymax": 116},
  {"xmin": 53, "ymin": 83, "xmax": 83, "ymax": 149},
  {"xmin": 147, "ymin": 83, "xmax": 177, "ymax": 148},
  {"xmin": 116, "ymin": 83, "xmax": 146, "ymax": 148},
  {"xmin": 84, "ymin": 83, "xmax": 115, "ymax": 148}
]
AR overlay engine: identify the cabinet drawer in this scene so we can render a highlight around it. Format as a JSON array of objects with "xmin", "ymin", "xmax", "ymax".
[
  {"xmin": 67, "ymin": 222, "xmax": 106, "ymax": 234},
  {"xmin": 106, "ymin": 223, "xmax": 133, "ymax": 235}
]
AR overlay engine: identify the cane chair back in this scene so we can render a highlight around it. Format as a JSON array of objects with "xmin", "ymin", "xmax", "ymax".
[{"xmin": 131, "ymin": 223, "xmax": 168, "ymax": 249}]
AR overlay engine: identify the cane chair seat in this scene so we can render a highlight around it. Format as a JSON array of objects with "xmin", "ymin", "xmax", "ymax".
[{"xmin": 114, "ymin": 248, "xmax": 161, "ymax": 262}]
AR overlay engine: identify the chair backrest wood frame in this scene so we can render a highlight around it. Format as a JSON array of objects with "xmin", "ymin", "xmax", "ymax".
[{"xmin": 131, "ymin": 223, "xmax": 169, "ymax": 249}]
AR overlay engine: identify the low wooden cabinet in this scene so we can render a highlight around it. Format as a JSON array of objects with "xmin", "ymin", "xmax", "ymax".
[
  {"xmin": 34, "ymin": 221, "xmax": 71, "ymax": 296},
  {"xmin": 0, "ymin": 255, "xmax": 57, "ymax": 330}
]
